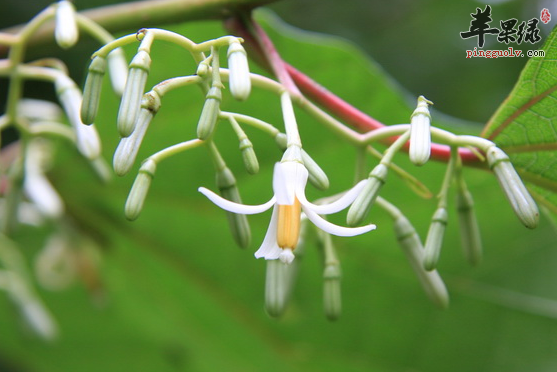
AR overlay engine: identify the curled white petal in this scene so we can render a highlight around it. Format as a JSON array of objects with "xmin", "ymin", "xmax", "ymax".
[
  {"xmin": 198, "ymin": 187, "xmax": 275, "ymax": 214},
  {"xmin": 297, "ymin": 179, "xmax": 368, "ymax": 215},
  {"xmin": 255, "ymin": 206, "xmax": 282, "ymax": 260},
  {"xmin": 303, "ymin": 207, "xmax": 376, "ymax": 237}
]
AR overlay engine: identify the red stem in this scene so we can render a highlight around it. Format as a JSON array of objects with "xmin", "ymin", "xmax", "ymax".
[{"xmin": 230, "ymin": 16, "xmax": 482, "ymax": 164}]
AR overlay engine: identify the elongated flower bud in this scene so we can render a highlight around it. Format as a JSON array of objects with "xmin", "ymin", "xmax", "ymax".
[
  {"xmin": 323, "ymin": 263, "xmax": 342, "ymax": 321},
  {"xmin": 197, "ymin": 87, "xmax": 222, "ymax": 140},
  {"xmin": 274, "ymin": 132, "xmax": 287, "ymax": 150},
  {"xmin": 393, "ymin": 215, "xmax": 449, "ymax": 309},
  {"xmin": 117, "ymin": 50, "xmax": 151, "ymax": 137},
  {"xmin": 81, "ymin": 56, "xmax": 106, "ymax": 125},
  {"xmin": 227, "ymin": 41, "xmax": 251, "ymax": 101},
  {"xmin": 113, "ymin": 91, "xmax": 160, "ymax": 176},
  {"xmin": 487, "ymin": 147, "xmax": 539, "ymax": 228},
  {"xmin": 216, "ymin": 167, "xmax": 251, "ymax": 248},
  {"xmin": 55, "ymin": 76, "xmax": 101, "ymax": 159},
  {"xmin": 125, "ymin": 159, "xmax": 156, "ymax": 221},
  {"xmin": 409, "ymin": 96, "xmax": 433, "ymax": 166},
  {"xmin": 265, "ymin": 259, "xmax": 297, "ymax": 317},
  {"xmin": 20, "ymin": 298, "xmax": 59, "ymax": 340},
  {"xmin": 24, "ymin": 140, "xmax": 64, "ymax": 219},
  {"xmin": 55, "ymin": 0, "xmax": 78, "ymax": 49},
  {"xmin": 239, "ymin": 138, "xmax": 259, "ymax": 175},
  {"xmin": 347, "ymin": 164, "xmax": 388, "ymax": 226},
  {"xmin": 107, "ymin": 48, "xmax": 128, "ymax": 96},
  {"xmin": 302, "ymin": 151, "xmax": 330, "ymax": 190},
  {"xmin": 423, "ymin": 207, "xmax": 448, "ymax": 271},
  {"xmin": 457, "ymin": 189, "xmax": 482, "ymax": 266}
]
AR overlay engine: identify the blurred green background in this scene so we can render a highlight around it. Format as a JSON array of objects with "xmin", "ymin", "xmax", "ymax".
[{"xmin": 1, "ymin": 1, "xmax": 557, "ymax": 371}]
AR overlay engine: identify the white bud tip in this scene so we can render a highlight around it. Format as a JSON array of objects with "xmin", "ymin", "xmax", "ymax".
[{"xmin": 55, "ymin": 1, "xmax": 78, "ymax": 49}]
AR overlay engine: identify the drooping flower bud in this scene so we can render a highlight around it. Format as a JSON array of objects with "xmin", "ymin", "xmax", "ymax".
[
  {"xmin": 423, "ymin": 207, "xmax": 448, "ymax": 271},
  {"xmin": 409, "ymin": 96, "xmax": 433, "ymax": 166},
  {"xmin": 457, "ymin": 188, "xmax": 482, "ymax": 266},
  {"xmin": 302, "ymin": 151, "xmax": 330, "ymax": 191},
  {"xmin": 238, "ymin": 138, "xmax": 259, "ymax": 175},
  {"xmin": 265, "ymin": 258, "xmax": 297, "ymax": 317},
  {"xmin": 23, "ymin": 140, "xmax": 64, "ymax": 219},
  {"xmin": 274, "ymin": 132, "xmax": 287, "ymax": 150},
  {"xmin": 54, "ymin": 0, "xmax": 78, "ymax": 49},
  {"xmin": 216, "ymin": 167, "xmax": 251, "ymax": 248},
  {"xmin": 196, "ymin": 87, "xmax": 222, "ymax": 140},
  {"xmin": 107, "ymin": 48, "xmax": 128, "ymax": 96},
  {"xmin": 113, "ymin": 91, "xmax": 160, "ymax": 176},
  {"xmin": 81, "ymin": 56, "xmax": 106, "ymax": 125},
  {"xmin": 227, "ymin": 41, "xmax": 251, "ymax": 101},
  {"xmin": 393, "ymin": 215, "xmax": 449, "ymax": 309},
  {"xmin": 117, "ymin": 50, "xmax": 151, "ymax": 137},
  {"xmin": 323, "ymin": 263, "xmax": 342, "ymax": 321},
  {"xmin": 124, "ymin": 159, "xmax": 156, "ymax": 221},
  {"xmin": 55, "ymin": 75, "xmax": 101, "ymax": 159},
  {"xmin": 347, "ymin": 164, "xmax": 388, "ymax": 226},
  {"xmin": 487, "ymin": 147, "xmax": 539, "ymax": 229}
]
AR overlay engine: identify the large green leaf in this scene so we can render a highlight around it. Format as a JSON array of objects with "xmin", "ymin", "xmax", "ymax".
[
  {"xmin": 1, "ymin": 7, "xmax": 557, "ymax": 372},
  {"xmin": 482, "ymin": 26, "xmax": 557, "ymax": 212}
]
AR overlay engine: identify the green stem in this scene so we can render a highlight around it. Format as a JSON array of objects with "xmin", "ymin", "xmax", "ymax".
[{"xmin": 148, "ymin": 139, "xmax": 204, "ymax": 164}]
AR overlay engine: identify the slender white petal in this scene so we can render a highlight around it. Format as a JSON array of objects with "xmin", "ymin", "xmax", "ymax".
[
  {"xmin": 255, "ymin": 206, "xmax": 282, "ymax": 260},
  {"xmin": 303, "ymin": 207, "xmax": 376, "ymax": 237},
  {"xmin": 199, "ymin": 187, "xmax": 275, "ymax": 214},
  {"xmin": 273, "ymin": 162, "xmax": 307, "ymax": 205},
  {"xmin": 297, "ymin": 179, "xmax": 368, "ymax": 215}
]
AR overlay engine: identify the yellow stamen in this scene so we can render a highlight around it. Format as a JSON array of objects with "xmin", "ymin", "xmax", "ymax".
[{"xmin": 277, "ymin": 197, "xmax": 301, "ymax": 249}]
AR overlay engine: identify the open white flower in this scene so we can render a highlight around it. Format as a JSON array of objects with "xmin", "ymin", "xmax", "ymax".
[{"xmin": 199, "ymin": 161, "xmax": 375, "ymax": 264}]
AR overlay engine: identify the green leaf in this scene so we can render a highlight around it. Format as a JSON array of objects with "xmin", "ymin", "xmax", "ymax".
[{"xmin": 482, "ymin": 26, "xmax": 557, "ymax": 211}]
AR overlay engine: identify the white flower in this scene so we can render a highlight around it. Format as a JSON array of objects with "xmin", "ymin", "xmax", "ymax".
[{"xmin": 199, "ymin": 161, "xmax": 375, "ymax": 264}]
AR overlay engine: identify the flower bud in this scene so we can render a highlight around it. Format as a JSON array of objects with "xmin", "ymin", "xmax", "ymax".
[
  {"xmin": 107, "ymin": 48, "xmax": 128, "ymax": 96},
  {"xmin": 409, "ymin": 96, "xmax": 433, "ymax": 166},
  {"xmin": 24, "ymin": 141, "xmax": 64, "ymax": 219},
  {"xmin": 265, "ymin": 259, "xmax": 296, "ymax": 317},
  {"xmin": 302, "ymin": 150, "xmax": 330, "ymax": 190},
  {"xmin": 393, "ymin": 215, "xmax": 449, "ymax": 309},
  {"xmin": 124, "ymin": 159, "xmax": 156, "ymax": 221},
  {"xmin": 323, "ymin": 263, "xmax": 341, "ymax": 321},
  {"xmin": 196, "ymin": 87, "xmax": 221, "ymax": 140},
  {"xmin": 227, "ymin": 41, "xmax": 251, "ymax": 101},
  {"xmin": 424, "ymin": 207, "xmax": 448, "ymax": 271},
  {"xmin": 238, "ymin": 138, "xmax": 259, "ymax": 175},
  {"xmin": 347, "ymin": 164, "xmax": 388, "ymax": 226},
  {"xmin": 55, "ymin": 0, "xmax": 78, "ymax": 49},
  {"xmin": 81, "ymin": 56, "xmax": 106, "ymax": 125},
  {"xmin": 18, "ymin": 99, "xmax": 62, "ymax": 123},
  {"xmin": 217, "ymin": 167, "xmax": 251, "ymax": 248},
  {"xmin": 274, "ymin": 132, "xmax": 287, "ymax": 150},
  {"xmin": 20, "ymin": 298, "xmax": 59, "ymax": 340},
  {"xmin": 55, "ymin": 76, "xmax": 101, "ymax": 159},
  {"xmin": 117, "ymin": 50, "xmax": 151, "ymax": 137},
  {"xmin": 457, "ymin": 189, "xmax": 482, "ymax": 266},
  {"xmin": 113, "ymin": 91, "xmax": 160, "ymax": 176},
  {"xmin": 487, "ymin": 147, "xmax": 539, "ymax": 229}
]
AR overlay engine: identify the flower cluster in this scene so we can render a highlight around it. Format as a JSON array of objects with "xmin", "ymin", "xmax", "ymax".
[{"xmin": 0, "ymin": 1, "xmax": 542, "ymax": 332}]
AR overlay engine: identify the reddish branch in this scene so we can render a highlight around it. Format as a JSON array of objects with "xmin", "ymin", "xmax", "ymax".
[{"xmin": 227, "ymin": 16, "xmax": 482, "ymax": 164}]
